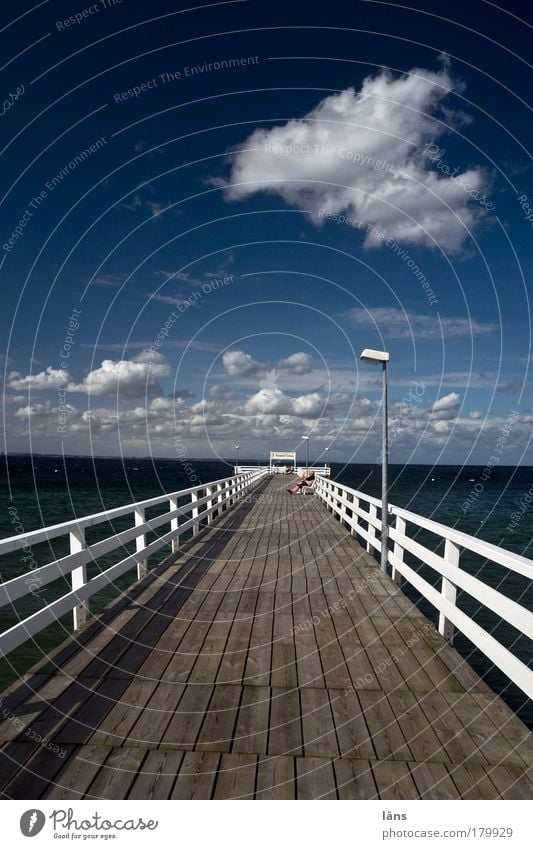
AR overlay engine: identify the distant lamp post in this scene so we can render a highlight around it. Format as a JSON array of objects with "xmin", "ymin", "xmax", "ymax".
[
  {"xmin": 360, "ymin": 348, "xmax": 390, "ymax": 573},
  {"xmin": 324, "ymin": 446, "xmax": 330, "ymax": 467},
  {"xmin": 302, "ymin": 435, "xmax": 309, "ymax": 474},
  {"xmin": 235, "ymin": 444, "xmax": 240, "ymax": 469}
]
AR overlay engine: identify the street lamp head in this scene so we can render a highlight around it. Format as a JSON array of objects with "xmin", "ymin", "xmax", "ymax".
[
  {"xmin": 302, "ymin": 435, "xmax": 309, "ymax": 441},
  {"xmin": 360, "ymin": 348, "xmax": 390, "ymax": 364}
]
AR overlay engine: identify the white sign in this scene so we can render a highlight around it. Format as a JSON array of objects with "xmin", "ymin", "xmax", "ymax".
[{"xmin": 269, "ymin": 451, "xmax": 296, "ymax": 462}]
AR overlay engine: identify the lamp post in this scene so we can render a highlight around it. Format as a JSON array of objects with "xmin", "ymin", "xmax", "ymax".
[
  {"xmin": 235, "ymin": 444, "xmax": 240, "ymax": 470},
  {"xmin": 302, "ymin": 435, "xmax": 309, "ymax": 474},
  {"xmin": 324, "ymin": 446, "xmax": 330, "ymax": 468},
  {"xmin": 360, "ymin": 348, "xmax": 390, "ymax": 573}
]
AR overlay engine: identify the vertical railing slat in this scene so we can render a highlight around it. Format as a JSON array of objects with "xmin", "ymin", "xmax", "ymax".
[
  {"xmin": 367, "ymin": 504, "xmax": 378, "ymax": 556},
  {"xmin": 206, "ymin": 486, "xmax": 213, "ymax": 525},
  {"xmin": 70, "ymin": 526, "xmax": 88, "ymax": 630},
  {"xmin": 191, "ymin": 490, "xmax": 199, "ymax": 536},
  {"xmin": 392, "ymin": 516, "xmax": 406, "ymax": 586},
  {"xmin": 439, "ymin": 539, "xmax": 460, "ymax": 643},
  {"xmin": 135, "ymin": 506, "xmax": 147, "ymax": 580},
  {"xmin": 170, "ymin": 496, "xmax": 180, "ymax": 553}
]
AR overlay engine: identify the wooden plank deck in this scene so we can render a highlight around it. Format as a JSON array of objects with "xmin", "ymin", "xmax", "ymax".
[{"xmin": 1, "ymin": 476, "xmax": 532, "ymax": 799}]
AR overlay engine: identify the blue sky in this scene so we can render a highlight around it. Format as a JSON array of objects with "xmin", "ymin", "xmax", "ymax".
[{"xmin": 1, "ymin": 0, "xmax": 532, "ymax": 463}]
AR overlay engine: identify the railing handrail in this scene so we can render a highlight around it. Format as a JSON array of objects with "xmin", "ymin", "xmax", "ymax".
[
  {"xmin": 315, "ymin": 475, "xmax": 533, "ymax": 577},
  {"xmin": 314, "ymin": 474, "xmax": 533, "ymax": 701},
  {"xmin": 0, "ymin": 472, "xmax": 257, "ymax": 555},
  {"xmin": 0, "ymin": 469, "xmax": 268, "ymax": 656}
]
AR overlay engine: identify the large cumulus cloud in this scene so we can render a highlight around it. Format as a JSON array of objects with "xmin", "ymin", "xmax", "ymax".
[{"xmin": 222, "ymin": 67, "xmax": 489, "ymax": 252}]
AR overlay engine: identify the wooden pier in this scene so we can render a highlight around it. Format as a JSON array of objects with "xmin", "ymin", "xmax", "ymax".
[{"xmin": 0, "ymin": 475, "xmax": 532, "ymax": 799}]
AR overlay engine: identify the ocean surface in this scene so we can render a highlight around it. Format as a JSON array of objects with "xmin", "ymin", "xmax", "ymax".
[{"xmin": 0, "ymin": 454, "xmax": 531, "ymax": 726}]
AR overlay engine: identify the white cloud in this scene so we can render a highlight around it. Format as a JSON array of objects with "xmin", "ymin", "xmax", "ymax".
[
  {"xmin": 148, "ymin": 292, "xmax": 190, "ymax": 306},
  {"xmin": 67, "ymin": 352, "xmax": 170, "ymax": 398},
  {"xmin": 8, "ymin": 367, "xmax": 70, "ymax": 391},
  {"xmin": 223, "ymin": 350, "xmax": 261, "ymax": 377},
  {"xmin": 345, "ymin": 307, "xmax": 497, "ymax": 339},
  {"xmin": 223, "ymin": 67, "xmax": 489, "ymax": 252},
  {"xmin": 245, "ymin": 387, "xmax": 324, "ymax": 418},
  {"xmin": 278, "ymin": 352, "xmax": 314, "ymax": 374},
  {"xmin": 431, "ymin": 392, "xmax": 461, "ymax": 419}
]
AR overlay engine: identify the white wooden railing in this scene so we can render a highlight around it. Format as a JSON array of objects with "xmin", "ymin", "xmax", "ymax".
[
  {"xmin": 0, "ymin": 469, "xmax": 268, "ymax": 657},
  {"xmin": 314, "ymin": 475, "xmax": 533, "ymax": 701}
]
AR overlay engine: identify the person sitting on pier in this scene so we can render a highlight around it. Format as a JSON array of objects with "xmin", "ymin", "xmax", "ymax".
[{"xmin": 287, "ymin": 470, "xmax": 315, "ymax": 493}]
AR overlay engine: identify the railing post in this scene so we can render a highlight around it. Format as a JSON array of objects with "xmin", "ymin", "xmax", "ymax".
[
  {"xmin": 135, "ymin": 506, "xmax": 148, "ymax": 579},
  {"xmin": 350, "ymin": 495, "xmax": 359, "ymax": 537},
  {"xmin": 70, "ymin": 526, "xmax": 89, "ymax": 630},
  {"xmin": 217, "ymin": 482, "xmax": 223, "ymax": 514},
  {"xmin": 392, "ymin": 515, "xmax": 406, "ymax": 586},
  {"xmin": 339, "ymin": 488, "xmax": 347, "ymax": 527},
  {"xmin": 439, "ymin": 539, "xmax": 459, "ymax": 643},
  {"xmin": 206, "ymin": 486, "xmax": 213, "ymax": 525},
  {"xmin": 224, "ymin": 480, "xmax": 230, "ymax": 510},
  {"xmin": 191, "ymin": 490, "xmax": 199, "ymax": 535},
  {"xmin": 169, "ymin": 496, "xmax": 180, "ymax": 553},
  {"xmin": 367, "ymin": 503, "xmax": 378, "ymax": 556}
]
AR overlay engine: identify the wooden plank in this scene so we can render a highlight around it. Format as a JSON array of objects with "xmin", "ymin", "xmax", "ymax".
[
  {"xmin": 365, "ymin": 644, "xmax": 405, "ymax": 692},
  {"xmin": 411, "ymin": 643, "xmax": 465, "ymax": 691},
  {"xmin": 392, "ymin": 648, "xmax": 435, "ymax": 691},
  {"xmin": 256, "ymin": 755, "xmax": 295, "ymax": 799},
  {"xmin": 44, "ymin": 745, "xmax": 109, "ymax": 799},
  {"xmin": 271, "ymin": 639, "xmax": 298, "ymax": 688},
  {"xmin": 442, "ymin": 693, "xmax": 526, "ymax": 767},
  {"xmin": 50, "ymin": 677, "xmax": 133, "ymax": 745},
  {"xmin": 294, "ymin": 632, "xmax": 325, "ymax": 688},
  {"xmin": 89, "ymin": 678, "xmax": 159, "ymax": 746},
  {"xmin": 472, "ymin": 693, "xmax": 533, "ymax": 762},
  {"xmin": 213, "ymin": 753, "xmax": 257, "ymax": 799},
  {"xmin": 447, "ymin": 762, "xmax": 501, "ymax": 800},
  {"xmin": 329, "ymin": 690, "xmax": 376, "ymax": 760},
  {"xmin": 161, "ymin": 684, "xmax": 213, "ymax": 749},
  {"xmin": 300, "ymin": 688, "xmax": 338, "ymax": 758},
  {"xmin": 387, "ymin": 691, "xmax": 450, "ymax": 764},
  {"xmin": 171, "ymin": 751, "xmax": 220, "ymax": 799},
  {"xmin": 488, "ymin": 765, "xmax": 533, "ymax": 800},
  {"xmin": 0, "ymin": 674, "xmax": 79, "ymax": 742},
  {"xmin": 334, "ymin": 758, "xmax": 378, "ymax": 799},
  {"xmin": 0, "ymin": 741, "xmax": 34, "ymax": 793},
  {"xmin": 296, "ymin": 756, "xmax": 336, "ymax": 799},
  {"xmin": 409, "ymin": 761, "xmax": 459, "ymax": 799},
  {"xmin": 85, "ymin": 747, "xmax": 145, "ymax": 799},
  {"xmin": 128, "ymin": 749, "xmax": 184, "ymax": 799},
  {"xmin": 269, "ymin": 688, "xmax": 303, "ymax": 757},
  {"xmin": 413, "ymin": 690, "xmax": 487, "ymax": 765},
  {"xmin": 232, "ymin": 686, "xmax": 269, "ymax": 755},
  {"xmin": 216, "ymin": 636, "xmax": 249, "ymax": 685},
  {"xmin": 371, "ymin": 760, "xmax": 419, "ymax": 800},
  {"xmin": 434, "ymin": 643, "xmax": 492, "ymax": 693},
  {"xmin": 125, "ymin": 682, "xmax": 185, "ymax": 748},
  {"xmin": 3, "ymin": 743, "xmax": 74, "ymax": 799},
  {"xmin": 196, "ymin": 685, "xmax": 241, "ymax": 752},
  {"xmin": 358, "ymin": 691, "xmax": 412, "ymax": 761}
]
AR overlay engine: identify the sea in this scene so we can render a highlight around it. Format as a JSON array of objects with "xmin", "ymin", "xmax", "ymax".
[{"xmin": 0, "ymin": 454, "xmax": 531, "ymax": 726}]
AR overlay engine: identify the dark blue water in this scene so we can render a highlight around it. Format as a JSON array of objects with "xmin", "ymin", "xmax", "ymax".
[{"xmin": 1, "ymin": 455, "xmax": 531, "ymax": 725}]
